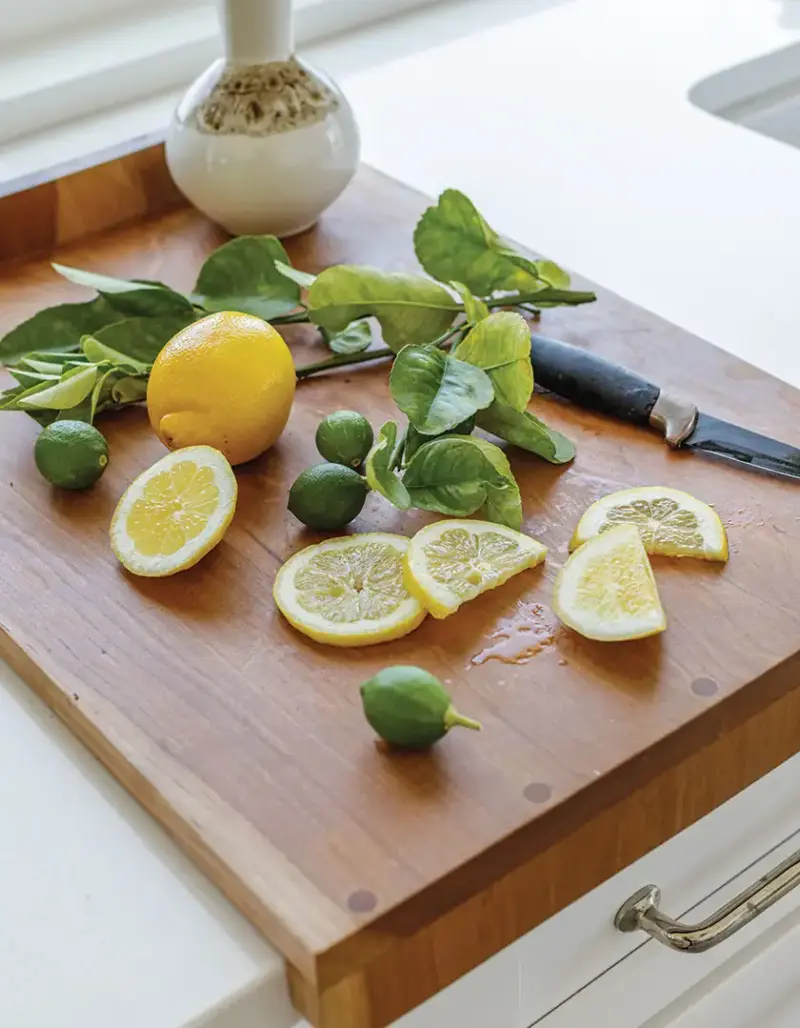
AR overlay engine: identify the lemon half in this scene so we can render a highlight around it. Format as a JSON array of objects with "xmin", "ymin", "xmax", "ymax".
[
  {"xmin": 554, "ymin": 524, "xmax": 666, "ymax": 641},
  {"xmin": 571, "ymin": 486, "xmax": 728, "ymax": 561},
  {"xmin": 273, "ymin": 534, "xmax": 425, "ymax": 646},
  {"xmin": 110, "ymin": 446, "xmax": 237, "ymax": 577},
  {"xmin": 404, "ymin": 519, "xmax": 548, "ymax": 619}
]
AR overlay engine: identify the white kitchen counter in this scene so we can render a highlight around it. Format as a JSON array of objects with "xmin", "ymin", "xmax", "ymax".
[{"xmin": 4, "ymin": 0, "xmax": 800, "ymax": 1025}]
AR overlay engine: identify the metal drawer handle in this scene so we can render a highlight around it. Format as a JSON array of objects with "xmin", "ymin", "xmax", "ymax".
[{"xmin": 614, "ymin": 846, "xmax": 800, "ymax": 953}]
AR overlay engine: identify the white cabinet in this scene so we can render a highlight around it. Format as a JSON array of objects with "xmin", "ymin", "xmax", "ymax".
[
  {"xmin": 538, "ymin": 828, "xmax": 800, "ymax": 1027},
  {"xmin": 353, "ymin": 749, "xmax": 800, "ymax": 1028},
  {"xmin": 646, "ymin": 907, "xmax": 800, "ymax": 1027}
]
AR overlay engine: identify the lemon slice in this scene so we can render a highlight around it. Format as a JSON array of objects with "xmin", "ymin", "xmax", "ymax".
[
  {"xmin": 571, "ymin": 486, "xmax": 728, "ymax": 561},
  {"xmin": 554, "ymin": 524, "xmax": 666, "ymax": 641},
  {"xmin": 404, "ymin": 519, "xmax": 547, "ymax": 619},
  {"xmin": 110, "ymin": 446, "xmax": 237, "ymax": 577},
  {"xmin": 273, "ymin": 533, "xmax": 425, "ymax": 647}
]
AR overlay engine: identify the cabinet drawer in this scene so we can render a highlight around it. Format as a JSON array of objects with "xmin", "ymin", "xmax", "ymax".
[
  {"xmin": 647, "ymin": 900, "xmax": 800, "ymax": 1027},
  {"xmin": 539, "ymin": 827, "xmax": 800, "ymax": 1027},
  {"xmin": 348, "ymin": 749, "xmax": 800, "ymax": 1028}
]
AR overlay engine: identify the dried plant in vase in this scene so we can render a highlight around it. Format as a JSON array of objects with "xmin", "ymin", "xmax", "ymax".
[{"xmin": 166, "ymin": 0, "xmax": 360, "ymax": 236}]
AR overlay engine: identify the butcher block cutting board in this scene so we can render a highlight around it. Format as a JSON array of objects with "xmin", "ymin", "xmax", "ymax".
[{"xmin": 2, "ymin": 164, "xmax": 800, "ymax": 1027}]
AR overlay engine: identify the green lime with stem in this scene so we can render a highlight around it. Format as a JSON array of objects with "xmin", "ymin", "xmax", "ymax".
[{"xmin": 360, "ymin": 665, "xmax": 481, "ymax": 749}]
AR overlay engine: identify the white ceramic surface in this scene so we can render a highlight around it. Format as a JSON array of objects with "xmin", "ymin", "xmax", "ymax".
[{"xmin": 166, "ymin": 0, "xmax": 359, "ymax": 236}]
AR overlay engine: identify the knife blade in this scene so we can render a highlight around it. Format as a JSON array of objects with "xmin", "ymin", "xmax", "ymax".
[{"xmin": 530, "ymin": 333, "xmax": 800, "ymax": 482}]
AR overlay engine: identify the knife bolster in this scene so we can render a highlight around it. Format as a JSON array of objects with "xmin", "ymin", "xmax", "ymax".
[{"xmin": 650, "ymin": 391, "xmax": 698, "ymax": 447}]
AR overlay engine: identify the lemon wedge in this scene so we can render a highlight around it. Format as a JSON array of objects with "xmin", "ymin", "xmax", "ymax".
[
  {"xmin": 554, "ymin": 524, "xmax": 666, "ymax": 641},
  {"xmin": 571, "ymin": 486, "xmax": 728, "ymax": 561},
  {"xmin": 273, "ymin": 534, "xmax": 425, "ymax": 646},
  {"xmin": 110, "ymin": 446, "xmax": 237, "ymax": 577},
  {"xmin": 404, "ymin": 519, "xmax": 547, "ymax": 619}
]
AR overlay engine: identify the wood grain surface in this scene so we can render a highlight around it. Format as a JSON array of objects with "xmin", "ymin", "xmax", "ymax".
[
  {"xmin": 2, "ymin": 164, "xmax": 800, "ymax": 1026},
  {"xmin": 0, "ymin": 142, "xmax": 183, "ymax": 264}
]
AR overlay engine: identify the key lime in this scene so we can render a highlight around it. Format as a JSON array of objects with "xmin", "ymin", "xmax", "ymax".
[
  {"xmin": 288, "ymin": 463, "xmax": 368, "ymax": 530},
  {"xmin": 360, "ymin": 666, "xmax": 481, "ymax": 749},
  {"xmin": 34, "ymin": 420, "xmax": 109, "ymax": 490},
  {"xmin": 315, "ymin": 410, "xmax": 374, "ymax": 468}
]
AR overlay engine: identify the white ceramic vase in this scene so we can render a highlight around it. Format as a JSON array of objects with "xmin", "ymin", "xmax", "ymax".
[{"xmin": 166, "ymin": 0, "xmax": 360, "ymax": 237}]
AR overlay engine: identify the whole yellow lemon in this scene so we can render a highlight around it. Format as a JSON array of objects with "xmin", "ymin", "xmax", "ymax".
[{"xmin": 147, "ymin": 312, "xmax": 296, "ymax": 466}]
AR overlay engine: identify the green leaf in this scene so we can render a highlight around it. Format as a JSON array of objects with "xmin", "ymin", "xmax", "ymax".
[
  {"xmin": 86, "ymin": 367, "xmax": 118, "ymax": 421},
  {"xmin": 52, "ymin": 263, "xmax": 159, "ymax": 295},
  {"xmin": 477, "ymin": 400, "xmax": 576, "ymax": 464},
  {"xmin": 0, "ymin": 296, "xmax": 121, "ymax": 365},
  {"xmin": 324, "ymin": 320, "xmax": 373, "ymax": 355},
  {"xmin": 402, "ymin": 416, "xmax": 476, "ymax": 466},
  {"xmin": 17, "ymin": 358, "xmax": 64, "ymax": 376},
  {"xmin": 18, "ymin": 363, "xmax": 98, "ymax": 410},
  {"xmin": 27, "ymin": 410, "xmax": 60, "ymax": 428},
  {"xmin": 453, "ymin": 311, "xmax": 533, "ymax": 412},
  {"xmin": 467, "ymin": 436, "xmax": 522, "ymax": 529},
  {"xmin": 193, "ymin": 236, "xmax": 300, "ymax": 320},
  {"xmin": 531, "ymin": 260, "xmax": 571, "ymax": 289},
  {"xmin": 81, "ymin": 334, "xmax": 150, "ymax": 372},
  {"xmin": 365, "ymin": 421, "xmax": 411, "ymax": 510},
  {"xmin": 1, "ymin": 364, "xmax": 99, "ymax": 412},
  {"xmin": 93, "ymin": 315, "xmax": 191, "ymax": 364},
  {"xmin": 481, "ymin": 479, "xmax": 523, "ymax": 529},
  {"xmin": 52, "ymin": 263, "xmax": 194, "ymax": 318},
  {"xmin": 307, "ymin": 266, "xmax": 459, "ymax": 353},
  {"xmin": 403, "ymin": 437, "xmax": 488, "ymax": 517},
  {"xmin": 390, "ymin": 345, "xmax": 494, "ymax": 435},
  {"xmin": 21, "ymin": 351, "xmax": 90, "ymax": 366},
  {"xmin": 414, "ymin": 189, "xmax": 549, "ymax": 296},
  {"xmin": 7, "ymin": 368, "xmax": 60, "ymax": 388},
  {"xmin": 403, "ymin": 434, "xmax": 522, "ymax": 528},
  {"xmin": 110, "ymin": 375, "xmax": 148, "ymax": 405},
  {"xmin": 274, "ymin": 260, "xmax": 316, "ymax": 289},
  {"xmin": 106, "ymin": 288, "xmax": 194, "ymax": 319},
  {"xmin": 89, "ymin": 367, "xmax": 132, "ymax": 420},
  {"xmin": 0, "ymin": 383, "xmax": 34, "ymax": 410},
  {"xmin": 402, "ymin": 424, "xmax": 427, "ymax": 466},
  {"xmin": 450, "ymin": 281, "xmax": 489, "ymax": 325},
  {"xmin": 57, "ymin": 393, "xmax": 95, "ymax": 423}
]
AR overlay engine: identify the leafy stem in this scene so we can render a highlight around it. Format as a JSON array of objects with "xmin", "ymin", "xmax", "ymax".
[
  {"xmin": 295, "ymin": 346, "xmax": 394, "ymax": 379},
  {"xmin": 486, "ymin": 288, "xmax": 596, "ymax": 308},
  {"xmin": 295, "ymin": 323, "xmax": 465, "ymax": 380}
]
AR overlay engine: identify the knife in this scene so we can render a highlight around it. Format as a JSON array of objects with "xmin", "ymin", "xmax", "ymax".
[{"xmin": 530, "ymin": 333, "xmax": 800, "ymax": 482}]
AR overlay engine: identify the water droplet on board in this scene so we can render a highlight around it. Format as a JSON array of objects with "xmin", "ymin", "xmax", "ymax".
[{"xmin": 471, "ymin": 602, "xmax": 557, "ymax": 666}]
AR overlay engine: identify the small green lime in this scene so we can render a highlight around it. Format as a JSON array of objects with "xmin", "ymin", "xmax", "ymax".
[
  {"xmin": 288, "ymin": 463, "xmax": 368, "ymax": 530},
  {"xmin": 34, "ymin": 420, "xmax": 109, "ymax": 490},
  {"xmin": 315, "ymin": 410, "xmax": 374, "ymax": 468},
  {"xmin": 360, "ymin": 666, "xmax": 482, "ymax": 749}
]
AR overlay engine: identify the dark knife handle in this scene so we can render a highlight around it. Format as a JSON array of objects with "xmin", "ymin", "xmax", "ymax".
[{"xmin": 530, "ymin": 333, "xmax": 660, "ymax": 425}]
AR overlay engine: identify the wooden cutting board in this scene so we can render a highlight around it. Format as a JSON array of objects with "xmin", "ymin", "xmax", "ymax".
[{"xmin": 2, "ymin": 164, "xmax": 800, "ymax": 1027}]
